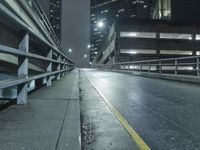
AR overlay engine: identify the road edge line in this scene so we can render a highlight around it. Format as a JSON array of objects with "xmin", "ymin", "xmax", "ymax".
[{"xmin": 86, "ymin": 75, "xmax": 151, "ymax": 150}]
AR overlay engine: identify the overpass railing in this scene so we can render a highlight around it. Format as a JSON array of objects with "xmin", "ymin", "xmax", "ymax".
[
  {"xmin": 94, "ymin": 56, "xmax": 200, "ymax": 77},
  {"xmin": 0, "ymin": 1, "xmax": 74, "ymax": 105}
]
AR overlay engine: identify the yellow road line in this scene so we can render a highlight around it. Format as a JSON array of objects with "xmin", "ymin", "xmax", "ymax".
[{"xmin": 87, "ymin": 76, "xmax": 151, "ymax": 150}]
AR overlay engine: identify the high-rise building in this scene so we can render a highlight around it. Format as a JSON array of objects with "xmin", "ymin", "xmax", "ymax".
[
  {"xmin": 49, "ymin": 0, "xmax": 62, "ymax": 41},
  {"xmin": 93, "ymin": 0, "xmax": 200, "ymax": 65},
  {"xmin": 90, "ymin": 0, "xmax": 152, "ymax": 62},
  {"xmin": 90, "ymin": 0, "xmax": 200, "ymax": 62},
  {"xmin": 32, "ymin": 0, "xmax": 62, "ymax": 41}
]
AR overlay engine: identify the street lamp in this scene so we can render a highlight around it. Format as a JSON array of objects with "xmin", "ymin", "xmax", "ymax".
[
  {"xmin": 68, "ymin": 48, "xmax": 72, "ymax": 52},
  {"xmin": 97, "ymin": 20, "xmax": 104, "ymax": 28},
  {"xmin": 84, "ymin": 54, "xmax": 88, "ymax": 58},
  {"xmin": 87, "ymin": 44, "xmax": 91, "ymax": 48}
]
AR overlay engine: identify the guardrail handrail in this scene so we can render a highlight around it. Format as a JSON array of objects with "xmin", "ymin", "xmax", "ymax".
[
  {"xmin": 112, "ymin": 55, "xmax": 200, "ymax": 65},
  {"xmin": 94, "ymin": 55, "xmax": 200, "ymax": 77},
  {"xmin": 31, "ymin": 0, "xmax": 63, "ymax": 51},
  {"xmin": 0, "ymin": 1, "xmax": 75, "ymax": 105}
]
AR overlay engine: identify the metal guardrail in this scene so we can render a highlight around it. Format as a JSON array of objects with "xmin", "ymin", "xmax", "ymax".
[
  {"xmin": 0, "ymin": 1, "xmax": 75, "ymax": 105},
  {"xmin": 31, "ymin": 0, "xmax": 64, "ymax": 53},
  {"xmin": 94, "ymin": 55, "xmax": 200, "ymax": 76}
]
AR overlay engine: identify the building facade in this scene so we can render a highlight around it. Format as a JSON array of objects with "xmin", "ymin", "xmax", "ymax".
[
  {"xmin": 49, "ymin": 0, "xmax": 62, "ymax": 41},
  {"xmin": 32, "ymin": 0, "xmax": 62, "ymax": 41},
  {"xmin": 95, "ymin": 19, "xmax": 200, "ymax": 65},
  {"xmin": 91, "ymin": 0, "xmax": 200, "ymax": 64},
  {"xmin": 152, "ymin": 0, "xmax": 200, "ymax": 21},
  {"xmin": 90, "ymin": 0, "xmax": 152, "ymax": 62}
]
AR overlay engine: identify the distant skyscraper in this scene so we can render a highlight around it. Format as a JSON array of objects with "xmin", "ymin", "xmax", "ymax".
[
  {"xmin": 32, "ymin": 0, "xmax": 62, "ymax": 41},
  {"xmin": 49, "ymin": 0, "xmax": 62, "ymax": 41},
  {"xmin": 90, "ymin": 0, "xmax": 152, "ymax": 62}
]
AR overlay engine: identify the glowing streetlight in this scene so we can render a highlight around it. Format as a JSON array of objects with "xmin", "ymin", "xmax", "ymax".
[
  {"xmin": 68, "ymin": 48, "xmax": 72, "ymax": 52},
  {"xmin": 84, "ymin": 54, "xmax": 88, "ymax": 58},
  {"xmin": 97, "ymin": 20, "xmax": 104, "ymax": 28},
  {"xmin": 87, "ymin": 44, "xmax": 91, "ymax": 48}
]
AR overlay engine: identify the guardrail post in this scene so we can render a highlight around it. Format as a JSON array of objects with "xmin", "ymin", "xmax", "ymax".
[
  {"xmin": 113, "ymin": 64, "xmax": 116, "ymax": 70},
  {"xmin": 175, "ymin": 59, "xmax": 178, "ymax": 75},
  {"xmin": 65, "ymin": 60, "xmax": 69, "ymax": 74},
  {"xmin": 148, "ymin": 62, "xmax": 150, "ymax": 72},
  {"xmin": 57, "ymin": 55, "xmax": 61, "ymax": 80},
  {"xmin": 17, "ymin": 32, "xmax": 29, "ymax": 105},
  {"xmin": 159, "ymin": 61, "xmax": 162, "ymax": 74},
  {"xmin": 197, "ymin": 57, "xmax": 200, "ymax": 76},
  {"xmin": 62, "ymin": 58, "xmax": 66, "ymax": 76},
  {"xmin": 46, "ymin": 49, "xmax": 52, "ymax": 86},
  {"xmin": 128, "ymin": 64, "xmax": 130, "ymax": 70}
]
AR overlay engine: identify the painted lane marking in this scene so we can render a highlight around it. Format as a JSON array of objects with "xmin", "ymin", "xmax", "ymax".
[{"xmin": 87, "ymin": 75, "xmax": 151, "ymax": 150}]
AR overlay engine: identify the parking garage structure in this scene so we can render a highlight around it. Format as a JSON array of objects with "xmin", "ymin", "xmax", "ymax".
[{"xmin": 94, "ymin": 19, "xmax": 200, "ymax": 65}]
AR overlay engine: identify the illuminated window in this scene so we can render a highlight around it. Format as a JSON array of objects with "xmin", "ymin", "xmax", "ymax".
[{"xmin": 153, "ymin": 0, "xmax": 171, "ymax": 20}]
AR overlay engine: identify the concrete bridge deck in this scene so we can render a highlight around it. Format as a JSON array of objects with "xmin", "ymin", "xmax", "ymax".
[{"xmin": 1, "ymin": 69, "xmax": 200, "ymax": 150}]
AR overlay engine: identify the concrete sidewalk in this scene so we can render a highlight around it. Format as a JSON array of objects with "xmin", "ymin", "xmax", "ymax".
[{"xmin": 0, "ymin": 70, "xmax": 81, "ymax": 150}]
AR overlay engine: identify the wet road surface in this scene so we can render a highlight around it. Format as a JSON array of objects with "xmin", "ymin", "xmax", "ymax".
[{"xmin": 84, "ymin": 69, "xmax": 200, "ymax": 150}]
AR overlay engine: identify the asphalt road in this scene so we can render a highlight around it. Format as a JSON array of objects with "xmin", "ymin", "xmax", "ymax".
[{"xmin": 84, "ymin": 69, "xmax": 200, "ymax": 150}]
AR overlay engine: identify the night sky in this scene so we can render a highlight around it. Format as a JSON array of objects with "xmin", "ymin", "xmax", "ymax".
[{"xmin": 61, "ymin": 0, "xmax": 90, "ymax": 68}]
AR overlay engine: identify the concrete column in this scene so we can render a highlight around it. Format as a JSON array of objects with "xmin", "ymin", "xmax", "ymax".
[
  {"xmin": 17, "ymin": 32, "xmax": 29, "ymax": 105},
  {"xmin": 46, "ymin": 49, "xmax": 52, "ymax": 87}
]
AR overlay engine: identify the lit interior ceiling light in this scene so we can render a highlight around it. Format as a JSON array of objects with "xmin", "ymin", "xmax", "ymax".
[
  {"xmin": 189, "ymin": 37, "xmax": 192, "ymax": 40},
  {"xmin": 129, "ymin": 32, "xmax": 138, "ymax": 37},
  {"xmin": 120, "ymin": 32, "xmax": 138, "ymax": 37},
  {"xmin": 129, "ymin": 51, "xmax": 138, "ymax": 54},
  {"xmin": 188, "ymin": 52, "xmax": 193, "ymax": 55},
  {"xmin": 187, "ymin": 67, "xmax": 194, "ymax": 70},
  {"xmin": 196, "ymin": 37, "xmax": 200, "ymax": 40},
  {"xmin": 144, "ymin": 5, "xmax": 148, "ymax": 8},
  {"xmin": 130, "ymin": 66, "xmax": 137, "ymax": 69}
]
